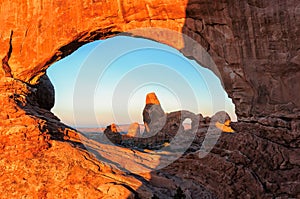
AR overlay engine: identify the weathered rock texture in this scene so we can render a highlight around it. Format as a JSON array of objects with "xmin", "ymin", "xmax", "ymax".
[
  {"xmin": 107, "ymin": 101, "xmax": 234, "ymax": 151},
  {"xmin": 117, "ymin": 110, "xmax": 201, "ymax": 149},
  {"xmin": 1, "ymin": 0, "xmax": 299, "ymax": 120},
  {"xmin": 160, "ymin": 121, "xmax": 300, "ymax": 198},
  {"xmin": 0, "ymin": 79, "xmax": 154, "ymax": 198},
  {"xmin": 1, "ymin": 0, "xmax": 300, "ymax": 198}
]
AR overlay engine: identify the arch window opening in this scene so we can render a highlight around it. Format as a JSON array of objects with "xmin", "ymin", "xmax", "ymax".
[{"xmin": 47, "ymin": 36, "xmax": 236, "ymax": 134}]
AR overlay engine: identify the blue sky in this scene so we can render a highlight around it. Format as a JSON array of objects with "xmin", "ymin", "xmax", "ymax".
[{"xmin": 47, "ymin": 36, "xmax": 236, "ymax": 127}]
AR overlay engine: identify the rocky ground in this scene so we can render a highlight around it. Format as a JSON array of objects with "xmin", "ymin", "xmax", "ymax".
[
  {"xmin": 83, "ymin": 121, "xmax": 300, "ymax": 198},
  {"xmin": 1, "ymin": 82, "xmax": 298, "ymax": 198}
]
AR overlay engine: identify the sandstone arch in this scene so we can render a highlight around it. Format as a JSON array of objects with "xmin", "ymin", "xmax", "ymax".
[
  {"xmin": 162, "ymin": 110, "xmax": 199, "ymax": 134},
  {"xmin": 1, "ymin": 1, "xmax": 300, "ymax": 198},
  {"xmin": 1, "ymin": 0, "xmax": 299, "ymax": 121}
]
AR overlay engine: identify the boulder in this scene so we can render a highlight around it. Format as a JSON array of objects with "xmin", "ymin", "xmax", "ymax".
[{"xmin": 34, "ymin": 74, "xmax": 55, "ymax": 110}]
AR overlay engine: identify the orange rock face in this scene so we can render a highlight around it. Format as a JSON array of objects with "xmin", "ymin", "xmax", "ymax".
[
  {"xmin": 0, "ymin": 0, "xmax": 187, "ymax": 84},
  {"xmin": 1, "ymin": 0, "xmax": 299, "ymax": 119},
  {"xmin": 0, "ymin": 78, "xmax": 151, "ymax": 198},
  {"xmin": 146, "ymin": 92, "xmax": 161, "ymax": 105},
  {"xmin": 110, "ymin": 123, "xmax": 119, "ymax": 133},
  {"xmin": 0, "ymin": 0, "xmax": 300, "ymax": 198}
]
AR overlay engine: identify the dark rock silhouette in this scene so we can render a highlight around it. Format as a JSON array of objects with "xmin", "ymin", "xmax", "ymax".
[
  {"xmin": 143, "ymin": 92, "xmax": 166, "ymax": 134},
  {"xmin": 35, "ymin": 74, "xmax": 55, "ymax": 110},
  {"xmin": 103, "ymin": 123, "xmax": 122, "ymax": 145}
]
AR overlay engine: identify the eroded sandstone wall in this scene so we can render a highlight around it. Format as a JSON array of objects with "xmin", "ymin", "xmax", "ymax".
[
  {"xmin": 1, "ymin": 0, "xmax": 299, "ymax": 121},
  {"xmin": 182, "ymin": 0, "xmax": 300, "ymax": 120},
  {"xmin": 0, "ymin": 0, "xmax": 187, "ymax": 82}
]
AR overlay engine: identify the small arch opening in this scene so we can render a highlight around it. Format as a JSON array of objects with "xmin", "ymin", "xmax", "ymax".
[{"xmin": 182, "ymin": 118, "xmax": 192, "ymax": 131}]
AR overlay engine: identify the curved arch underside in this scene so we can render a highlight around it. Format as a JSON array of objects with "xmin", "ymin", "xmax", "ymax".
[{"xmin": 1, "ymin": 0, "xmax": 299, "ymax": 119}]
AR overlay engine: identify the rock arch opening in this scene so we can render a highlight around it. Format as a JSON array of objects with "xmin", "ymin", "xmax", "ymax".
[
  {"xmin": 183, "ymin": 118, "xmax": 192, "ymax": 131},
  {"xmin": 1, "ymin": 1, "xmax": 298, "ymax": 198},
  {"xmin": 47, "ymin": 35, "xmax": 236, "ymax": 130}
]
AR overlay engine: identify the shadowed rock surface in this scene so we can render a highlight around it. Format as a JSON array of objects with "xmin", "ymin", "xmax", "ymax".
[
  {"xmin": 35, "ymin": 74, "xmax": 55, "ymax": 110},
  {"xmin": 0, "ymin": 0, "xmax": 299, "ymax": 198},
  {"xmin": 143, "ymin": 92, "xmax": 166, "ymax": 134},
  {"xmin": 103, "ymin": 123, "xmax": 122, "ymax": 145}
]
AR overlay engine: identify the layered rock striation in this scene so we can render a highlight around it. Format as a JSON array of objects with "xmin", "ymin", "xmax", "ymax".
[
  {"xmin": 1, "ymin": 0, "xmax": 299, "ymax": 121},
  {"xmin": 0, "ymin": 78, "xmax": 153, "ymax": 198}
]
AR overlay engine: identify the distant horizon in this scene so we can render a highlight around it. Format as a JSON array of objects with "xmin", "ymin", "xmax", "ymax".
[
  {"xmin": 48, "ymin": 36, "xmax": 237, "ymax": 127},
  {"xmin": 73, "ymin": 119, "xmax": 193, "ymax": 129}
]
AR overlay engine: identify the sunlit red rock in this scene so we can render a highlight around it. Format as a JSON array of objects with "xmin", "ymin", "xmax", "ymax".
[
  {"xmin": 110, "ymin": 123, "xmax": 119, "ymax": 133},
  {"xmin": 211, "ymin": 111, "xmax": 235, "ymax": 133},
  {"xmin": 1, "ymin": 0, "xmax": 299, "ymax": 120},
  {"xmin": 215, "ymin": 120, "xmax": 234, "ymax": 133},
  {"xmin": 0, "ymin": 0, "xmax": 299, "ymax": 198},
  {"xmin": 146, "ymin": 92, "xmax": 161, "ymax": 105}
]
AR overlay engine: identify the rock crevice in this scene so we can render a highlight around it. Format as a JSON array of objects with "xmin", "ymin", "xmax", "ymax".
[{"xmin": 1, "ymin": 30, "xmax": 13, "ymax": 78}]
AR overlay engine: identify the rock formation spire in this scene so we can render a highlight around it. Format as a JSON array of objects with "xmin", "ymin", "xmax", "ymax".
[{"xmin": 142, "ymin": 92, "xmax": 166, "ymax": 134}]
